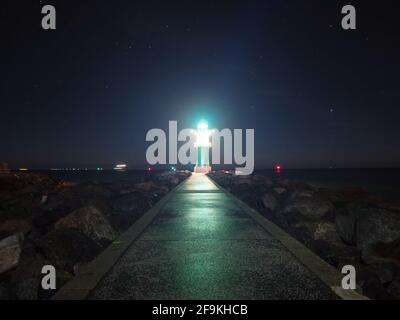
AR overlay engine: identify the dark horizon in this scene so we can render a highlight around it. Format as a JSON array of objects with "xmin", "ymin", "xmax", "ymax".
[
  {"xmin": 7, "ymin": 165, "xmax": 400, "ymax": 171},
  {"xmin": 1, "ymin": 0, "xmax": 400, "ymax": 169}
]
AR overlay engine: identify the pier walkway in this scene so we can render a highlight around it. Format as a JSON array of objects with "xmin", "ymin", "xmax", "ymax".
[{"xmin": 53, "ymin": 174, "xmax": 365, "ymax": 300}]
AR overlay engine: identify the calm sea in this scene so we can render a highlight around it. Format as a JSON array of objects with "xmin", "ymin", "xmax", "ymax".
[{"xmin": 257, "ymin": 169, "xmax": 400, "ymax": 201}]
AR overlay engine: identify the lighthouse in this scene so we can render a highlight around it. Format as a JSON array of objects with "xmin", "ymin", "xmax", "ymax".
[{"xmin": 194, "ymin": 121, "xmax": 212, "ymax": 173}]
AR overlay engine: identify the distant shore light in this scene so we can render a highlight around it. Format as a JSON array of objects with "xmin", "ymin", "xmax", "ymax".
[{"xmin": 114, "ymin": 163, "xmax": 127, "ymax": 171}]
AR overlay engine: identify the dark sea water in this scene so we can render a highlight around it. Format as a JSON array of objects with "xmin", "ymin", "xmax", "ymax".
[
  {"xmin": 39, "ymin": 170, "xmax": 154, "ymax": 184},
  {"xmin": 256, "ymin": 169, "xmax": 400, "ymax": 201},
  {"xmin": 37, "ymin": 169, "xmax": 400, "ymax": 202}
]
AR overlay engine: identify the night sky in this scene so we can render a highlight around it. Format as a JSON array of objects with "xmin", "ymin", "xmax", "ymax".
[{"xmin": 1, "ymin": 0, "xmax": 400, "ymax": 169}]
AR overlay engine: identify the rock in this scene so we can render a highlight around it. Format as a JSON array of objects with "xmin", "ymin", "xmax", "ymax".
[
  {"xmin": 335, "ymin": 210, "xmax": 357, "ymax": 245},
  {"xmin": 261, "ymin": 176, "xmax": 274, "ymax": 188},
  {"xmin": 388, "ymin": 278, "xmax": 400, "ymax": 299},
  {"xmin": 283, "ymin": 196, "xmax": 333, "ymax": 219},
  {"xmin": 252, "ymin": 175, "xmax": 266, "ymax": 183},
  {"xmin": 233, "ymin": 176, "xmax": 252, "ymax": 186},
  {"xmin": 0, "ymin": 219, "xmax": 32, "ymax": 239},
  {"xmin": 106, "ymin": 181, "xmax": 137, "ymax": 195},
  {"xmin": 135, "ymin": 181, "xmax": 158, "ymax": 192},
  {"xmin": 112, "ymin": 191, "xmax": 151, "ymax": 214},
  {"xmin": 310, "ymin": 240, "xmax": 358, "ymax": 268},
  {"xmin": 55, "ymin": 206, "xmax": 118, "ymax": 245},
  {"xmin": 273, "ymin": 187, "xmax": 287, "ymax": 195},
  {"xmin": 365, "ymin": 264, "xmax": 394, "ymax": 286},
  {"xmin": 39, "ymin": 194, "xmax": 48, "ymax": 206},
  {"xmin": 357, "ymin": 267, "xmax": 395, "ymax": 300},
  {"xmin": 261, "ymin": 192, "xmax": 278, "ymax": 212},
  {"xmin": 313, "ymin": 222, "xmax": 342, "ymax": 244},
  {"xmin": 34, "ymin": 190, "xmax": 83, "ymax": 230},
  {"xmin": 158, "ymin": 172, "xmax": 180, "ymax": 186},
  {"xmin": 336, "ymin": 207, "xmax": 400, "ymax": 249},
  {"xmin": 14, "ymin": 277, "xmax": 40, "ymax": 300},
  {"xmin": 379, "ymin": 202, "xmax": 400, "ymax": 213},
  {"xmin": 35, "ymin": 228, "xmax": 102, "ymax": 272},
  {"xmin": 290, "ymin": 189, "xmax": 314, "ymax": 199},
  {"xmin": 109, "ymin": 191, "xmax": 152, "ymax": 231},
  {"xmin": 355, "ymin": 208, "xmax": 400, "ymax": 249},
  {"xmin": 0, "ymin": 282, "xmax": 11, "ymax": 300},
  {"xmin": 74, "ymin": 182, "xmax": 113, "ymax": 198},
  {"xmin": 0, "ymin": 233, "xmax": 24, "ymax": 274},
  {"xmin": 276, "ymin": 178, "xmax": 290, "ymax": 188},
  {"xmin": 38, "ymin": 269, "xmax": 73, "ymax": 300},
  {"xmin": 361, "ymin": 238, "xmax": 400, "ymax": 266}
]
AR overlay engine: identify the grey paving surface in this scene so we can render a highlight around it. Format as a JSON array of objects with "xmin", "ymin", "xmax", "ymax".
[{"xmin": 89, "ymin": 174, "xmax": 338, "ymax": 300}]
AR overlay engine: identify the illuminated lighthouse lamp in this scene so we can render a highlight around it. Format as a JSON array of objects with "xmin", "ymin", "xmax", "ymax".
[{"xmin": 194, "ymin": 121, "xmax": 212, "ymax": 173}]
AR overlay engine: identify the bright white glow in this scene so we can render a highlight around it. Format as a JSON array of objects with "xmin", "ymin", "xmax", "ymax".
[
  {"xmin": 195, "ymin": 132, "xmax": 211, "ymax": 147},
  {"xmin": 195, "ymin": 121, "xmax": 211, "ymax": 147},
  {"xmin": 197, "ymin": 121, "xmax": 208, "ymax": 129}
]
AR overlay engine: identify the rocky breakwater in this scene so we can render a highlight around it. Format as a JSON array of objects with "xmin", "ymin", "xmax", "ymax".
[
  {"xmin": 208, "ymin": 170, "xmax": 400, "ymax": 300},
  {"xmin": 0, "ymin": 170, "xmax": 190, "ymax": 300}
]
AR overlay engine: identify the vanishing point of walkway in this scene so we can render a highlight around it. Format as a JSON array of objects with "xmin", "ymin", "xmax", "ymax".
[{"xmin": 54, "ymin": 174, "xmax": 366, "ymax": 300}]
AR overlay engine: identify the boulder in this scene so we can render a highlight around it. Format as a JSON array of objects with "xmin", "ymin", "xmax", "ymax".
[
  {"xmin": 233, "ymin": 175, "xmax": 252, "ymax": 186},
  {"xmin": 361, "ymin": 238, "xmax": 400, "ymax": 266},
  {"xmin": 261, "ymin": 192, "xmax": 278, "ymax": 212},
  {"xmin": 158, "ymin": 172, "xmax": 180, "ymax": 186},
  {"xmin": 112, "ymin": 191, "xmax": 150, "ymax": 213},
  {"xmin": 0, "ymin": 282, "xmax": 11, "ymax": 300},
  {"xmin": 313, "ymin": 222, "xmax": 342, "ymax": 244},
  {"xmin": 14, "ymin": 278, "xmax": 40, "ymax": 300},
  {"xmin": 355, "ymin": 208, "xmax": 400, "ymax": 249},
  {"xmin": 108, "ymin": 192, "xmax": 152, "ymax": 231},
  {"xmin": 55, "ymin": 206, "xmax": 118, "ymax": 245},
  {"xmin": 252, "ymin": 174, "xmax": 266, "ymax": 183},
  {"xmin": 0, "ymin": 219, "xmax": 32, "ymax": 240},
  {"xmin": 73, "ymin": 182, "xmax": 113, "ymax": 199},
  {"xmin": 310, "ymin": 240, "xmax": 358, "ymax": 269},
  {"xmin": 363, "ymin": 264, "xmax": 394, "ymax": 286},
  {"xmin": 135, "ymin": 181, "xmax": 158, "ymax": 192},
  {"xmin": 388, "ymin": 278, "xmax": 400, "ymax": 299},
  {"xmin": 273, "ymin": 187, "xmax": 287, "ymax": 195},
  {"xmin": 283, "ymin": 196, "xmax": 333, "ymax": 219},
  {"xmin": 34, "ymin": 190, "xmax": 84, "ymax": 230},
  {"xmin": 357, "ymin": 267, "xmax": 395, "ymax": 300},
  {"xmin": 290, "ymin": 189, "xmax": 314, "ymax": 199},
  {"xmin": 335, "ymin": 210, "xmax": 357, "ymax": 245},
  {"xmin": 0, "ymin": 233, "xmax": 24, "ymax": 274},
  {"xmin": 35, "ymin": 228, "xmax": 102, "ymax": 272},
  {"xmin": 9, "ymin": 253, "xmax": 71, "ymax": 300}
]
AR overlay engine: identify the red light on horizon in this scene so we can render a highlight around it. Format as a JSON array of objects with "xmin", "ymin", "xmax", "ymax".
[{"xmin": 275, "ymin": 164, "xmax": 282, "ymax": 172}]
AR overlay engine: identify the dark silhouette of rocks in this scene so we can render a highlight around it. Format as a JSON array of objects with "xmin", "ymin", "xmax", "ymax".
[{"xmin": 0, "ymin": 170, "xmax": 190, "ymax": 300}]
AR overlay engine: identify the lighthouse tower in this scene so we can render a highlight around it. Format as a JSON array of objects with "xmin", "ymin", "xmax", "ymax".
[{"xmin": 194, "ymin": 121, "xmax": 212, "ymax": 173}]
